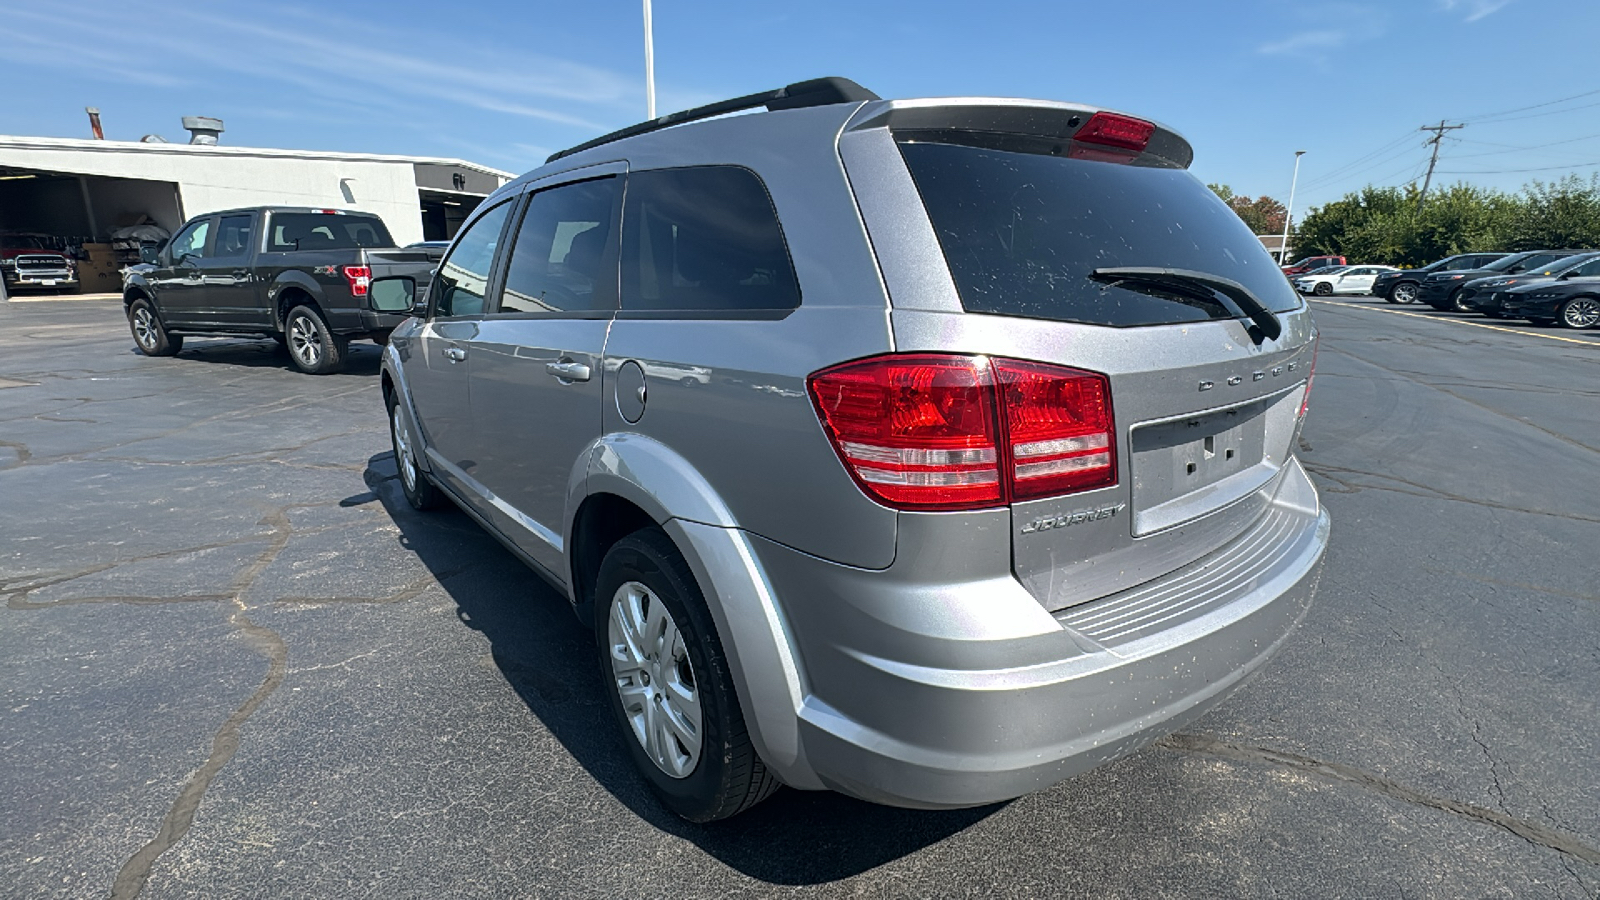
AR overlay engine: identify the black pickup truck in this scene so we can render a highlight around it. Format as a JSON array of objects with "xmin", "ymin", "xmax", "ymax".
[{"xmin": 122, "ymin": 207, "xmax": 433, "ymax": 374}]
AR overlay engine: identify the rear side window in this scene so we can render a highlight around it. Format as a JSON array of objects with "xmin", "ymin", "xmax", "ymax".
[
  {"xmin": 621, "ymin": 166, "xmax": 800, "ymax": 314},
  {"xmin": 267, "ymin": 214, "xmax": 393, "ymax": 251},
  {"xmin": 433, "ymin": 200, "xmax": 513, "ymax": 318},
  {"xmin": 498, "ymin": 177, "xmax": 619, "ymax": 314},
  {"xmin": 898, "ymin": 136, "xmax": 1301, "ymax": 328},
  {"xmin": 215, "ymin": 215, "xmax": 254, "ymax": 257}
]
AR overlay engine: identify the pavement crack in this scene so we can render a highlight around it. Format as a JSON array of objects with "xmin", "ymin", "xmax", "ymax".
[
  {"xmin": 1303, "ymin": 462, "xmax": 1600, "ymax": 525},
  {"xmin": 1159, "ymin": 733, "xmax": 1600, "ymax": 867}
]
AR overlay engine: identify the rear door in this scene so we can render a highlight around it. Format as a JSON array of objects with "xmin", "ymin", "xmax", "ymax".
[
  {"xmin": 406, "ymin": 198, "xmax": 516, "ymax": 498},
  {"xmin": 464, "ymin": 173, "xmax": 621, "ymax": 579},
  {"xmin": 852, "ymin": 121, "xmax": 1316, "ymax": 611}
]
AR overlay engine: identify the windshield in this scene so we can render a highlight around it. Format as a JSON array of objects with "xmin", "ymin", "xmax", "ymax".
[
  {"xmin": 0, "ymin": 236, "xmax": 48, "ymax": 251},
  {"xmin": 1479, "ymin": 252, "xmax": 1536, "ymax": 273},
  {"xmin": 897, "ymin": 134, "xmax": 1301, "ymax": 328}
]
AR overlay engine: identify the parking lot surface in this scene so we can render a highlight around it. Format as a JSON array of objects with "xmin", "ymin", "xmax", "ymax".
[{"xmin": 2, "ymin": 297, "xmax": 1596, "ymax": 899}]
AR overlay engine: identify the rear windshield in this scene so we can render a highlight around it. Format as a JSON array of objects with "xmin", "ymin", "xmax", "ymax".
[
  {"xmin": 267, "ymin": 213, "xmax": 393, "ymax": 251},
  {"xmin": 897, "ymin": 134, "xmax": 1301, "ymax": 328}
]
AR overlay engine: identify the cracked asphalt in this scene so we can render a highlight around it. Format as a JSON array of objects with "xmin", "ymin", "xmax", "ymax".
[{"xmin": 1, "ymin": 296, "xmax": 1596, "ymax": 899}]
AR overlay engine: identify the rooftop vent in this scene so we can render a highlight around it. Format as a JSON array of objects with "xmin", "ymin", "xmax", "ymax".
[{"xmin": 182, "ymin": 116, "xmax": 224, "ymax": 145}]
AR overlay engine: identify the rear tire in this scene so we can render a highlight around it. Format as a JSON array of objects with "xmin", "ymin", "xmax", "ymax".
[
  {"xmin": 387, "ymin": 392, "xmax": 445, "ymax": 511},
  {"xmin": 128, "ymin": 298, "xmax": 182, "ymax": 357},
  {"xmin": 1388, "ymin": 282, "xmax": 1419, "ymax": 304},
  {"xmin": 1557, "ymin": 297, "xmax": 1600, "ymax": 330},
  {"xmin": 284, "ymin": 305, "xmax": 348, "ymax": 374},
  {"xmin": 595, "ymin": 529, "xmax": 779, "ymax": 822}
]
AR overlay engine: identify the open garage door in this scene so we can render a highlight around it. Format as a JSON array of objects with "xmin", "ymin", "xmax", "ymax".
[{"xmin": 0, "ymin": 166, "xmax": 182, "ymax": 295}]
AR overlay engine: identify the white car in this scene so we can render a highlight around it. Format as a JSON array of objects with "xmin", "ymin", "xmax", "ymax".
[{"xmin": 1295, "ymin": 265, "xmax": 1398, "ymax": 296}]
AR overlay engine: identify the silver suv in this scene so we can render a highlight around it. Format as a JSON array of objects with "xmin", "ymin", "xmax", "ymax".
[{"xmin": 379, "ymin": 78, "xmax": 1329, "ymax": 822}]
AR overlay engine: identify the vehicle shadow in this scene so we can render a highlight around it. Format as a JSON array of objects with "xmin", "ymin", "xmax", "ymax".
[
  {"xmin": 148, "ymin": 337, "xmax": 384, "ymax": 376},
  {"xmin": 361, "ymin": 451, "xmax": 999, "ymax": 884}
]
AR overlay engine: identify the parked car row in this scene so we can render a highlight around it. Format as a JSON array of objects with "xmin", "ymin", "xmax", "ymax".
[
  {"xmin": 120, "ymin": 79, "xmax": 1330, "ymax": 821},
  {"xmin": 1286, "ymin": 249, "xmax": 1600, "ymax": 329}
]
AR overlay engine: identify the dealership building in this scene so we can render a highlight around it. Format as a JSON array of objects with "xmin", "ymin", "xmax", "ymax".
[{"xmin": 0, "ymin": 124, "xmax": 513, "ymax": 289}]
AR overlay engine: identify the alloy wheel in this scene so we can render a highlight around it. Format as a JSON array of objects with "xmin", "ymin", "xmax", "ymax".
[
  {"xmin": 607, "ymin": 580, "xmax": 702, "ymax": 779},
  {"xmin": 1561, "ymin": 298, "xmax": 1600, "ymax": 329},
  {"xmin": 289, "ymin": 315, "xmax": 322, "ymax": 368},
  {"xmin": 132, "ymin": 307, "xmax": 157, "ymax": 350},
  {"xmin": 1392, "ymin": 283, "xmax": 1418, "ymax": 304},
  {"xmin": 391, "ymin": 405, "xmax": 417, "ymax": 492}
]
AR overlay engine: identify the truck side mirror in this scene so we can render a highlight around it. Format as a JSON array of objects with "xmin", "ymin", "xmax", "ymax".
[{"xmin": 369, "ymin": 276, "xmax": 416, "ymax": 312}]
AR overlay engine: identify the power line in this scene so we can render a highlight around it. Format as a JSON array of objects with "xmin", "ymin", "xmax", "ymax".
[
  {"xmin": 1296, "ymin": 130, "xmax": 1419, "ymax": 190},
  {"xmin": 1435, "ymin": 162, "xmax": 1600, "ymax": 175},
  {"xmin": 1456, "ymin": 87, "xmax": 1600, "ymax": 124},
  {"xmin": 1298, "ymin": 136, "xmax": 1425, "ymax": 192}
]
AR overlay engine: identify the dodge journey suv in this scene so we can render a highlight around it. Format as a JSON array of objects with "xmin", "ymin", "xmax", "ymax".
[{"xmin": 379, "ymin": 78, "xmax": 1329, "ymax": 821}]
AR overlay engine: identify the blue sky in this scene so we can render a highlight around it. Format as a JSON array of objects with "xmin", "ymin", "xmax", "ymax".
[{"xmin": 4, "ymin": 0, "xmax": 1598, "ymax": 217}]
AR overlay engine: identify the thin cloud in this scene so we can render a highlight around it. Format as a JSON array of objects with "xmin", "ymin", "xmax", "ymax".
[
  {"xmin": 1439, "ymin": 0, "xmax": 1512, "ymax": 22},
  {"xmin": 1258, "ymin": 30, "xmax": 1348, "ymax": 55}
]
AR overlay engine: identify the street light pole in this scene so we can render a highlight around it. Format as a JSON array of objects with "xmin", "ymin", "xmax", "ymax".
[
  {"xmin": 643, "ymin": 0, "xmax": 656, "ymax": 120},
  {"xmin": 1278, "ymin": 150, "xmax": 1306, "ymax": 265}
]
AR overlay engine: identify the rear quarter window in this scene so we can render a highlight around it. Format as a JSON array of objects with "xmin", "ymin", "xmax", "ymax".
[{"xmin": 898, "ymin": 136, "xmax": 1302, "ymax": 328}]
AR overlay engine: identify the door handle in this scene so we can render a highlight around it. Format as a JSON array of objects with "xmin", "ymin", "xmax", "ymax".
[
  {"xmin": 232, "ymin": 269, "xmax": 250, "ymax": 280},
  {"xmin": 546, "ymin": 360, "xmax": 591, "ymax": 382},
  {"xmin": 443, "ymin": 347, "xmax": 467, "ymax": 363}
]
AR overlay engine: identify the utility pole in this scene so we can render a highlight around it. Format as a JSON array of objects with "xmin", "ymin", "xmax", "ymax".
[
  {"xmin": 643, "ymin": 0, "xmax": 656, "ymax": 120},
  {"xmin": 1416, "ymin": 119, "xmax": 1464, "ymax": 213},
  {"xmin": 1279, "ymin": 150, "xmax": 1306, "ymax": 265}
]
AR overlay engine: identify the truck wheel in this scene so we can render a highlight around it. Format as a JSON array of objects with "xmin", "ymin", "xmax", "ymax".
[
  {"xmin": 128, "ymin": 298, "xmax": 182, "ymax": 357},
  {"xmin": 595, "ymin": 529, "xmax": 780, "ymax": 822},
  {"xmin": 387, "ymin": 392, "xmax": 445, "ymax": 511},
  {"xmin": 284, "ymin": 305, "xmax": 348, "ymax": 374}
]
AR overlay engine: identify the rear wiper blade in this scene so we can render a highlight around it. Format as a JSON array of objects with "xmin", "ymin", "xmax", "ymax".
[{"xmin": 1090, "ymin": 266, "xmax": 1283, "ymax": 342}]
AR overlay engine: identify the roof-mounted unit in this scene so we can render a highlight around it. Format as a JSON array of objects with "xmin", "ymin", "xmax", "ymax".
[
  {"xmin": 546, "ymin": 77, "xmax": 878, "ymax": 163},
  {"xmin": 182, "ymin": 116, "xmax": 224, "ymax": 145}
]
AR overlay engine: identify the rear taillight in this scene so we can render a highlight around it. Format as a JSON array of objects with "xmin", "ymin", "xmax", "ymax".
[
  {"xmin": 994, "ymin": 359, "xmax": 1115, "ymax": 500},
  {"xmin": 1299, "ymin": 340, "xmax": 1319, "ymax": 418},
  {"xmin": 343, "ymin": 265, "xmax": 371, "ymax": 297},
  {"xmin": 808, "ymin": 354, "xmax": 1115, "ymax": 511}
]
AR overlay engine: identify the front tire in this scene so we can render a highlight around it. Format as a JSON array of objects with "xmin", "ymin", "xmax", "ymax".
[
  {"xmin": 1388, "ymin": 282, "xmax": 1419, "ymax": 304},
  {"xmin": 284, "ymin": 305, "xmax": 348, "ymax": 374},
  {"xmin": 1450, "ymin": 290, "xmax": 1474, "ymax": 313},
  {"xmin": 128, "ymin": 298, "xmax": 182, "ymax": 357},
  {"xmin": 387, "ymin": 393, "xmax": 444, "ymax": 511},
  {"xmin": 595, "ymin": 529, "xmax": 779, "ymax": 822},
  {"xmin": 1312, "ymin": 282, "xmax": 1333, "ymax": 296},
  {"xmin": 1557, "ymin": 297, "xmax": 1600, "ymax": 330}
]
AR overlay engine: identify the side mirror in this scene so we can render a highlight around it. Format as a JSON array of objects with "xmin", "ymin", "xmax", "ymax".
[{"xmin": 369, "ymin": 276, "xmax": 416, "ymax": 313}]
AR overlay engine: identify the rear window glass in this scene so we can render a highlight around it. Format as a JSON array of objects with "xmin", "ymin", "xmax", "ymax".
[
  {"xmin": 898, "ymin": 135, "xmax": 1301, "ymax": 328},
  {"xmin": 268, "ymin": 214, "xmax": 393, "ymax": 251},
  {"xmin": 621, "ymin": 166, "xmax": 800, "ymax": 314}
]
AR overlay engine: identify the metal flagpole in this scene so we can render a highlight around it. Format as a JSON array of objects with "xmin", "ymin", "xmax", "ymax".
[{"xmin": 643, "ymin": 0, "xmax": 656, "ymax": 120}]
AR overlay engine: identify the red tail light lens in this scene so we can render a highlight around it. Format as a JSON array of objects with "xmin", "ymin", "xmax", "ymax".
[
  {"xmin": 343, "ymin": 265, "xmax": 372, "ymax": 297},
  {"xmin": 807, "ymin": 355, "xmax": 1002, "ymax": 510},
  {"xmin": 808, "ymin": 354, "xmax": 1116, "ymax": 511},
  {"xmin": 1073, "ymin": 112, "xmax": 1155, "ymax": 152},
  {"xmin": 995, "ymin": 360, "xmax": 1115, "ymax": 499},
  {"xmin": 1299, "ymin": 340, "xmax": 1318, "ymax": 418}
]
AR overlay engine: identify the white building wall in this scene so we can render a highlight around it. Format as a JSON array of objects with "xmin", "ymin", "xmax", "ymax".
[{"xmin": 0, "ymin": 138, "xmax": 510, "ymax": 245}]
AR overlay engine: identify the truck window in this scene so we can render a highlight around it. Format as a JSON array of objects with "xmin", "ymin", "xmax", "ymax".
[
  {"xmin": 215, "ymin": 215, "xmax": 254, "ymax": 257},
  {"xmin": 170, "ymin": 220, "xmax": 211, "ymax": 262},
  {"xmin": 267, "ymin": 214, "xmax": 393, "ymax": 251}
]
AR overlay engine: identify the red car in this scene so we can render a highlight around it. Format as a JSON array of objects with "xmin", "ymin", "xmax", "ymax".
[{"xmin": 1282, "ymin": 255, "xmax": 1346, "ymax": 276}]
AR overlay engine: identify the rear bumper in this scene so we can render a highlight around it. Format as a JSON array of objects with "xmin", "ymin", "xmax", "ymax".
[
  {"xmin": 325, "ymin": 307, "xmax": 407, "ymax": 335},
  {"xmin": 728, "ymin": 459, "xmax": 1327, "ymax": 808}
]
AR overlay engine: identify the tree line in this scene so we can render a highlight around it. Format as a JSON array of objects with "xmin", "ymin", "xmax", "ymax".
[{"xmin": 1210, "ymin": 175, "xmax": 1600, "ymax": 268}]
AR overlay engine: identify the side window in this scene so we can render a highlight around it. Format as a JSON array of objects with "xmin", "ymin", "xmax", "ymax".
[
  {"xmin": 170, "ymin": 219, "xmax": 211, "ymax": 262},
  {"xmin": 498, "ymin": 177, "xmax": 619, "ymax": 314},
  {"xmin": 621, "ymin": 166, "xmax": 800, "ymax": 314},
  {"xmin": 1569, "ymin": 258, "xmax": 1600, "ymax": 278},
  {"xmin": 215, "ymin": 215, "xmax": 254, "ymax": 257},
  {"xmin": 433, "ymin": 200, "xmax": 513, "ymax": 318}
]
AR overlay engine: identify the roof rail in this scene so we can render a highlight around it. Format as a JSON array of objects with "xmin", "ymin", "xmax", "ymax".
[{"xmin": 545, "ymin": 77, "xmax": 879, "ymax": 163}]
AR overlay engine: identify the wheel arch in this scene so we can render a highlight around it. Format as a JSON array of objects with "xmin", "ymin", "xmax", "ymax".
[{"xmin": 269, "ymin": 272, "xmax": 327, "ymax": 330}]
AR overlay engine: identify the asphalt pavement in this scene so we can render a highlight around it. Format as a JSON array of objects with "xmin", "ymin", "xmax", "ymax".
[{"xmin": 1, "ymin": 296, "xmax": 1596, "ymax": 899}]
